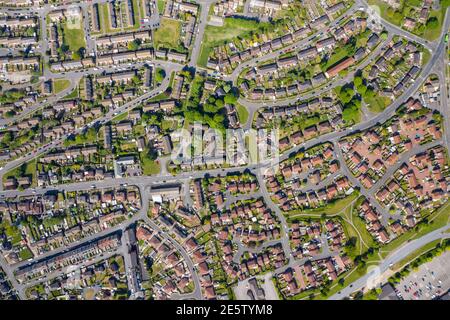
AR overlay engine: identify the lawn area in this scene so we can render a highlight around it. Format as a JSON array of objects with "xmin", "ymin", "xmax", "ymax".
[
  {"xmin": 125, "ymin": 0, "xmax": 141, "ymax": 30},
  {"xmin": 0, "ymin": 221, "xmax": 22, "ymax": 245},
  {"xmin": 342, "ymin": 104, "xmax": 362, "ymax": 124},
  {"xmin": 161, "ymin": 119, "xmax": 178, "ymax": 131},
  {"xmin": 422, "ymin": 49, "xmax": 431, "ymax": 65},
  {"xmin": 391, "ymin": 239, "xmax": 442, "ymax": 271},
  {"xmin": 63, "ymin": 86, "xmax": 79, "ymax": 100},
  {"xmin": 422, "ymin": 9, "xmax": 445, "ymax": 41},
  {"xmin": 157, "ymin": 0, "xmax": 165, "ymax": 14},
  {"xmin": 236, "ymin": 103, "xmax": 249, "ymax": 125},
  {"xmin": 53, "ymin": 79, "xmax": 70, "ymax": 94},
  {"xmin": 98, "ymin": 3, "xmax": 113, "ymax": 34},
  {"xmin": 19, "ymin": 247, "xmax": 34, "ymax": 261},
  {"xmin": 62, "ymin": 22, "xmax": 86, "ymax": 57},
  {"xmin": 340, "ymin": 215, "xmax": 375, "ymax": 258},
  {"xmin": 286, "ymin": 191, "xmax": 359, "ymax": 220},
  {"xmin": 140, "ymin": 150, "xmax": 161, "ymax": 175},
  {"xmin": 112, "ymin": 112, "xmax": 128, "ymax": 122},
  {"xmin": 153, "ymin": 17, "xmax": 183, "ymax": 51},
  {"xmin": 364, "ymin": 94, "xmax": 391, "ymax": 113},
  {"xmin": 198, "ymin": 17, "xmax": 267, "ymax": 67}
]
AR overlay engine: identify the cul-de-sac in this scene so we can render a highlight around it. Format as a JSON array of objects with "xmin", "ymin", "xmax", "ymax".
[{"xmin": 0, "ymin": 0, "xmax": 449, "ymax": 301}]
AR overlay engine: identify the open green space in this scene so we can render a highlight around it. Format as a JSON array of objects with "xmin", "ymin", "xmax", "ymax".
[
  {"xmin": 286, "ymin": 192, "xmax": 359, "ymax": 220},
  {"xmin": 236, "ymin": 103, "xmax": 249, "ymax": 125},
  {"xmin": 339, "ymin": 202, "xmax": 378, "ymax": 259},
  {"xmin": 112, "ymin": 112, "xmax": 128, "ymax": 122},
  {"xmin": 62, "ymin": 22, "xmax": 86, "ymax": 58},
  {"xmin": 392, "ymin": 239, "xmax": 442, "ymax": 270},
  {"xmin": 19, "ymin": 247, "xmax": 34, "ymax": 261},
  {"xmin": 98, "ymin": 3, "xmax": 113, "ymax": 34},
  {"xmin": 53, "ymin": 79, "xmax": 71, "ymax": 94},
  {"xmin": 153, "ymin": 17, "xmax": 183, "ymax": 51},
  {"xmin": 63, "ymin": 86, "xmax": 79, "ymax": 100},
  {"xmin": 157, "ymin": 0, "xmax": 165, "ymax": 14},
  {"xmin": 140, "ymin": 149, "xmax": 161, "ymax": 175},
  {"xmin": 364, "ymin": 94, "xmax": 391, "ymax": 113}
]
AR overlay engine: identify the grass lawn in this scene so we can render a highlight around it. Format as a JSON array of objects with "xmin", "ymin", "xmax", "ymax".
[
  {"xmin": 340, "ymin": 202, "xmax": 377, "ymax": 259},
  {"xmin": 198, "ymin": 17, "xmax": 267, "ymax": 67},
  {"xmin": 53, "ymin": 79, "xmax": 70, "ymax": 94},
  {"xmin": 157, "ymin": 0, "xmax": 165, "ymax": 14},
  {"xmin": 342, "ymin": 105, "xmax": 362, "ymax": 124},
  {"xmin": 125, "ymin": 0, "xmax": 141, "ymax": 30},
  {"xmin": 391, "ymin": 239, "xmax": 442, "ymax": 271},
  {"xmin": 286, "ymin": 192, "xmax": 359, "ymax": 220},
  {"xmin": 153, "ymin": 17, "xmax": 182, "ymax": 51},
  {"xmin": 62, "ymin": 22, "xmax": 86, "ymax": 57},
  {"xmin": 0, "ymin": 221, "xmax": 22, "ymax": 245},
  {"xmin": 99, "ymin": 3, "xmax": 114, "ymax": 34},
  {"xmin": 422, "ymin": 9, "xmax": 445, "ymax": 41},
  {"xmin": 140, "ymin": 151, "xmax": 161, "ymax": 175},
  {"xmin": 112, "ymin": 112, "xmax": 128, "ymax": 122},
  {"xmin": 63, "ymin": 86, "xmax": 79, "ymax": 99},
  {"xmin": 236, "ymin": 103, "xmax": 249, "ymax": 125},
  {"xmin": 161, "ymin": 119, "xmax": 178, "ymax": 131},
  {"xmin": 364, "ymin": 94, "xmax": 391, "ymax": 113},
  {"xmin": 19, "ymin": 247, "xmax": 34, "ymax": 261}
]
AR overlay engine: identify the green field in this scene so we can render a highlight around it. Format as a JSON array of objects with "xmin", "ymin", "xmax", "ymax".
[
  {"xmin": 98, "ymin": 3, "xmax": 113, "ymax": 34},
  {"xmin": 367, "ymin": 0, "xmax": 404, "ymax": 26},
  {"xmin": 157, "ymin": 0, "xmax": 165, "ymax": 14},
  {"xmin": 141, "ymin": 155, "xmax": 161, "ymax": 176},
  {"xmin": 286, "ymin": 192, "xmax": 360, "ymax": 220},
  {"xmin": 63, "ymin": 86, "xmax": 79, "ymax": 100},
  {"xmin": 19, "ymin": 247, "xmax": 34, "ymax": 261},
  {"xmin": 153, "ymin": 17, "xmax": 183, "ymax": 51},
  {"xmin": 112, "ymin": 112, "xmax": 128, "ymax": 122},
  {"xmin": 53, "ymin": 79, "xmax": 70, "ymax": 94},
  {"xmin": 236, "ymin": 103, "xmax": 249, "ymax": 125},
  {"xmin": 198, "ymin": 18, "xmax": 268, "ymax": 67},
  {"xmin": 62, "ymin": 22, "xmax": 86, "ymax": 57},
  {"xmin": 340, "ymin": 202, "xmax": 378, "ymax": 259},
  {"xmin": 364, "ymin": 94, "xmax": 391, "ymax": 113},
  {"xmin": 342, "ymin": 104, "xmax": 362, "ymax": 124}
]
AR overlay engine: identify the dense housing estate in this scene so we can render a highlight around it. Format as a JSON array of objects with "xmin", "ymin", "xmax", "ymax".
[{"xmin": 0, "ymin": 0, "xmax": 449, "ymax": 302}]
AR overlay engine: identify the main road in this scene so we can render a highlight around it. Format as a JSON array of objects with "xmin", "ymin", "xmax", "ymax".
[{"xmin": 329, "ymin": 223, "xmax": 450, "ymax": 299}]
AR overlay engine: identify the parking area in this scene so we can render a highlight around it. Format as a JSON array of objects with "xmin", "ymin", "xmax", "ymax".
[{"xmin": 396, "ymin": 251, "xmax": 450, "ymax": 300}]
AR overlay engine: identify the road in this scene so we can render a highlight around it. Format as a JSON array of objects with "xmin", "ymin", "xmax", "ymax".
[{"xmin": 329, "ymin": 223, "xmax": 450, "ymax": 300}]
